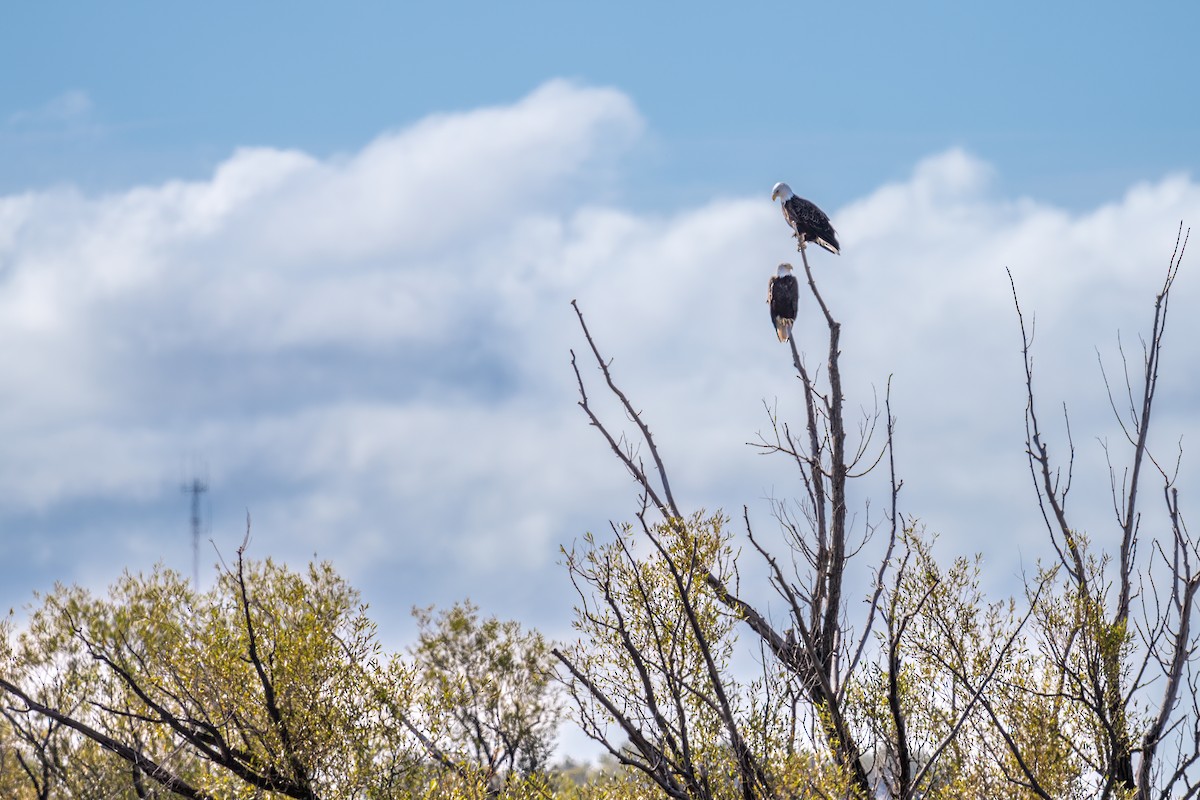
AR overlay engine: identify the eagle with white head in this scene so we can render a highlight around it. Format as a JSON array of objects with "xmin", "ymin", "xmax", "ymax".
[
  {"xmin": 768, "ymin": 263, "xmax": 799, "ymax": 343},
  {"xmin": 771, "ymin": 182, "xmax": 840, "ymax": 255}
]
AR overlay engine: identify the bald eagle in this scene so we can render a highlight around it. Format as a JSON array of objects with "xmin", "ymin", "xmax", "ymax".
[
  {"xmin": 771, "ymin": 182, "xmax": 839, "ymax": 255},
  {"xmin": 768, "ymin": 263, "xmax": 799, "ymax": 343}
]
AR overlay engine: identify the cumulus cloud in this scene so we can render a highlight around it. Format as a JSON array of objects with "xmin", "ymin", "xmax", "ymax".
[{"xmin": 0, "ymin": 81, "xmax": 1198, "ymax": 651}]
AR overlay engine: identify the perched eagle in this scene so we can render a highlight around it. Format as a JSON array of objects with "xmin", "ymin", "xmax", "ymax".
[
  {"xmin": 771, "ymin": 182, "xmax": 840, "ymax": 255},
  {"xmin": 768, "ymin": 263, "xmax": 799, "ymax": 343}
]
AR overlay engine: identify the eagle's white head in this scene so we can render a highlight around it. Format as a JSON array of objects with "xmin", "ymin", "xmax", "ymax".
[
  {"xmin": 771, "ymin": 182, "xmax": 794, "ymax": 202},
  {"xmin": 777, "ymin": 263, "xmax": 794, "ymax": 277}
]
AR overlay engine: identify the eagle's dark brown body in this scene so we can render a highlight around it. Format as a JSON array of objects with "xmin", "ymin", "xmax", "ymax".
[
  {"xmin": 768, "ymin": 266, "xmax": 799, "ymax": 343},
  {"xmin": 772, "ymin": 182, "xmax": 840, "ymax": 255}
]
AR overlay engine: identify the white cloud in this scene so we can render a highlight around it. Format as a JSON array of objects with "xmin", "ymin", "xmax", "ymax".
[
  {"xmin": 0, "ymin": 81, "xmax": 1198, "ymax": 657},
  {"xmin": 6, "ymin": 90, "xmax": 94, "ymax": 128}
]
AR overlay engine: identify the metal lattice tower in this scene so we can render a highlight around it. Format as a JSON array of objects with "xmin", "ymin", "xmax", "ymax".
[{"xmin": 181, "ymin": 477, "xmax": 208, "ymax": 587}]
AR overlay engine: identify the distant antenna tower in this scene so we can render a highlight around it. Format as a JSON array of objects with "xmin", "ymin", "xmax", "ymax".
[{"xmin": 181, "ymin": 476, "xmax": 208, "ymax": 587}]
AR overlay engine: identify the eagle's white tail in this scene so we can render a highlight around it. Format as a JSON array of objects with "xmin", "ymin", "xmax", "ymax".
[{"xmin": 777, "ymin": 320, "xmax": 793, "ymax": 343}]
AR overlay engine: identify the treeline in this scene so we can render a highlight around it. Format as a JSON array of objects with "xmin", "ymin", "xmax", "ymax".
[
  {"xmin": 3, "ymin": 229, "xmax": 1199, "ymax": 799},
  {"xmin": 0, "ymin": 545, "xmax": 572, "ymax": 799}
]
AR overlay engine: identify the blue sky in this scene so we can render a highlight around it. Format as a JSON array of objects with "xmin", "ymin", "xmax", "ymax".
[
  {"xmin": 2, "ymin": 2, "xmax": 1200, "ymax": 684},
  {"xmin": 6, "ymin": 4, "xmax": 1199, "ymax": 207}
]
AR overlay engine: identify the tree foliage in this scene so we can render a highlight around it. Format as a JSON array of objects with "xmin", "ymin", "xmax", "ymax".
[
  {"xmin": 0, "ymin": 539, "xmax": 417, "ymax": 798},
  {"xmin": 410, "ymin": 599, "xmax": 562, "ymax": 784},
  {"xmin": 556, "ymin": 229, "xmax": 1196, "ymax": 799}
]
